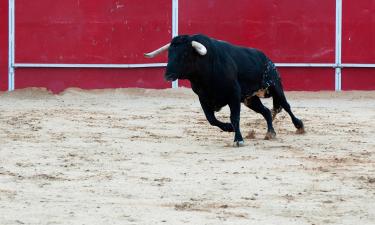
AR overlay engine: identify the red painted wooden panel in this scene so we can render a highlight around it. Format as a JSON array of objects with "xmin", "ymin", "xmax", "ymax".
[
  {"xmin": 342, "ymin": 68, "xmax": 375, "ymax": 90},
  {"xmin": 342, "ymin": 0, "xmax": 375, "ymax": 63},
  {"xmin": 180, "ymin": 68, "xmax": 335, "ymax": 91},
  {"xmin": 0, "ymin": 0, "xmax": 8, "ymax": 91},
  {"xmin": 278, "ymin": 68, "xmax": 335, "ymax": 91},
  {"xmin": 10, "ymin": 0, "xmax": 373, "ymax": 92},
  {"xmin": 180, "ymin": 0, "xmax": 336, "ymax": 63},
  {"xmin": 15, "ymin": 0, "xmax": 171, "ymax": 64},
  {"xmin": 15, "ymin": 68, "xmax": 169, "ymax": 94}
]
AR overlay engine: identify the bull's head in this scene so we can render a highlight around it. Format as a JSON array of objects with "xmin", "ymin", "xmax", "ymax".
[{"xmin": 144, "ymin": 35, "xmax": 207, "ymax": 81}]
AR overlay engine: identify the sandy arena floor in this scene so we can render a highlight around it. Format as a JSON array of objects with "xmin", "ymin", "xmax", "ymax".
[{"xmin": 0, "ymin": 88, "xmax": 374, "ymax": 225}]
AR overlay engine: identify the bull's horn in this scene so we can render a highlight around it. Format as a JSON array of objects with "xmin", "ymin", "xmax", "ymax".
[
  {"xmin": 144, "ymin": 43, "xmax": 171, "ymax": 58},
  {"xmin": 192, "ymin": 41, "xmax": 207, "ymax": 55}
]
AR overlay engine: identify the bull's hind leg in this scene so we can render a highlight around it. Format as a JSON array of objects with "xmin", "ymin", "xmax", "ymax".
[
  {"xmin": 272, "ymin": 97, "xmax": 282, "ymax": 121},
  {"xmin": 245, "ymin": 96, "xmax": 276, "ymax": 140},
  {"xmin": 270, "ymin": 85, "xmax": 305, "ymax": 134}
]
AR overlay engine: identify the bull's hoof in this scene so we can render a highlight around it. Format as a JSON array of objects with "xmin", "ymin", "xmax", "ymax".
[
  {"xmin": 264, "ymin": 131, "xmax": 276, "ymax": 140},
  {"xmin": 233, "ymin": 141, "xmax": 245, "ymax": 147},
  {"xmin": 296, "ymin": 127, "xmax": 305, "ymax": 134}
]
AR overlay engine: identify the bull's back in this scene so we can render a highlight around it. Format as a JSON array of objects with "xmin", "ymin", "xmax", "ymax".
[
  {"xmin": 215, "ymin": 41, "xmax": 266, "ymax": 74},
  {"xmin": 217, "ymin": 41, "xmax": 268, "ymax": 93},
  {"xmin": 197, "ymin": 35, "xmax": 271, "ymax": 96}
]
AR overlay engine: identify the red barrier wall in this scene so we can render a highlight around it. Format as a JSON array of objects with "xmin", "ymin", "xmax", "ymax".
[
  {"xmin": 0, "ymin": 0, "xmax": 8, "ymax": 91},
  {"xmin": 179, "ymin": 0, "xmax": 337, "ymax": 90},
  {"xmin": 1, "ymin": 0, "xmax": 374, "ymax": 92},
  {"xmin": 342, "ymin": 0, "xmax": 375, "ymax": 90},
  {"xmin": 16, "ymin": 68, "xmax": 168, "ymax": 94},
  {"xmin": 16, "ymin": 0, "xmax": 171, "ymax": 64},
  {"xmin": 180, "ymin": 0, "xmax": 336, "ymax": 63},
  {"xmin": 14, "ymin": 0, "xmax": 171, "ymax": 92},
  {"xmin": 342, "ymin": 0, "xmax": 375, "ymax": 64}
]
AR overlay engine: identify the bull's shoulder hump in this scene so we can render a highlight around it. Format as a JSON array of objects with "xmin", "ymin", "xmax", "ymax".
[{"xmin": 219, "ymin": 41, "xmax": 264, "ymax": 55}]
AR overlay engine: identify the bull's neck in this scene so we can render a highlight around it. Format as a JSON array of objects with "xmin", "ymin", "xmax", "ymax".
[{"xmin": 189, "ymin": 72, "xmax": 211, "ymax": 86}]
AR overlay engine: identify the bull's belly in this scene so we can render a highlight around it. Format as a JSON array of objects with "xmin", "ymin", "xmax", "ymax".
[
  {"xmin": 241, "ymin": 87, "xmax": 271, "ymax": 101},
  {"xmin": 205, "ymin": 98, "xmax": 228, "ymax": 112},
  {"xmin": 241, "ymin": 87, "xmax": 272, "ymax": 107},
  {"xmin": 211, "ymin": 101, "xmax": 227, "ymax": 112},
  {"xmin": 253, "ymin": 88, "xmax": 271, "ymax": 98}
]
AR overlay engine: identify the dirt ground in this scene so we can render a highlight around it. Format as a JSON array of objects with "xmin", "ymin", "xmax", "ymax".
[{"xmin": 0, "ymin": 88, "xmax": 374, "ymax": 225}]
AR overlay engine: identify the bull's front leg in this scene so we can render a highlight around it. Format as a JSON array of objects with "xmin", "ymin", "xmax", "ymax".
[
  {"xmin": 228, "ymin": 98, "xmax": 244, "ymax": 147},
  {"xmin": 199, "ymin": 98, "xmax": 234, "ymax": 132}
]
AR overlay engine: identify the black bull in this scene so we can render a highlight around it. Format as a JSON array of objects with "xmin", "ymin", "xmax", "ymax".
[{"xmin": 145, "ymin": 34, "xmax": 304, "ymax": 147}]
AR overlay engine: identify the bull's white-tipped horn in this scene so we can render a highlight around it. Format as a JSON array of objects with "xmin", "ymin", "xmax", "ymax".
[
  {"xmin": 192, "ymin": 41, "xmax": 207, "ymax": 55},
  {"xmin": 144, "ymin": 43, "xmax": 171, "ymax": 58}
]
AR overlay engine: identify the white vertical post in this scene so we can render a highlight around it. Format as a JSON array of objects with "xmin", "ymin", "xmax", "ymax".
[
  {"xmin": 171, "ymin": 0, "xmax": 178, "ymax": 88},
  {"xmin": 335, "ymin": 0, "xmax": 342, "ymax": 91},
  {"xmin": 8, "ymin": 0, "xmax": 15, "ymax": 91}
]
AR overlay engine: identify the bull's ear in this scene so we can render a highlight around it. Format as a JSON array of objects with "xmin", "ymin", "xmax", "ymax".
[
  {"xmin": 144, "ymin": 43, "xmax": 171, "ymax": 58},
  {"xmin": 192, "ymin": 41, "xmax": 207, "ymax": 56}
]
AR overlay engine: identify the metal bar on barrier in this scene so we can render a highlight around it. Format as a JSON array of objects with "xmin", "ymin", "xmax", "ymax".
[
  {"xmin": 14, "ymin": 63, "xmax": 167, "ymax": 68},
  {"xmin": 171, "ymin": 0, "xmax": 179, "ymax": 88},
  {"xmin": 335, "ymin": 0, "xmax": 343, "ymax": 91},
  {"xmin": 275, "ymin": 63, "xmax": 335, "ymax": 68},
  {"xmin": 14, "ymin": 63, "xmax": 375, "ymax": 69},
  {"xmin": 8, "ymin": 0, "xmax": 15, "ymax": 91},
  {"xmin": 341, "ymin": 64, "xmax": 375, "ymax": 68}
]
